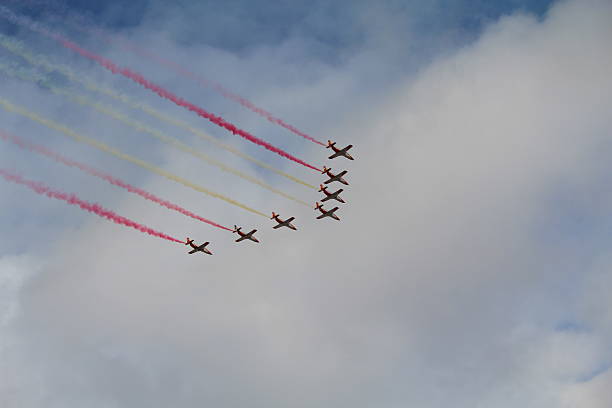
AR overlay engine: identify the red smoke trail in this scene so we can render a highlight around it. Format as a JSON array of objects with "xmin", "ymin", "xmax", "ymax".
[
  {"xmin": 51, "ymin": 36, "xmax": 321, "ymax": 172},
  {"xmin": 0, "ymin": 168, "xmax": 184, "ymax": 244},
  {"xmin": 3, "ymin": 0, "xmax": 325, "ymax": 146},
  {"xmin": 0, "ymin": 130, "xmax": 232, "ymax": 232},
  {"xmin": 0, "ymin": 5, "xmax": 320, "ymax": 171},
  {"xmin": 114, "ymin": 42, "xmax": 326, "ymax": 146}
]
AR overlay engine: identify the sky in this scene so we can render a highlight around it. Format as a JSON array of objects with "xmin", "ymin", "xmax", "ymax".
[{"xmin": 1, "ymin": 0, "xmax": 612, "ymax": 407}]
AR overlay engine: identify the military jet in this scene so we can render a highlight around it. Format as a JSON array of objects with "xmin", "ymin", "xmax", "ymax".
[
  {"xmin": 185, "ymin": 238, "xmax": 213, "ymax": 255},
  {"xmin": 315, "ymin": 202, "xmax": 340, "ymax": 221},
  {"xmin": 322, "ymin": 166, "xmax": 349, "ymax": 185},
  {"xmin": 327, "ymin": 140, "xmax": 354, "ymax": 160},
  {"xmin": 271, "ymin": 212, "xmax": 297, "ymax": 230},
  {"xmin": 233, "ymin": 225, "xmax": 260, "ymax": 243},
  {"xmin": 319, "ymin": 184, "xmax": 346, "ymax": 204}
]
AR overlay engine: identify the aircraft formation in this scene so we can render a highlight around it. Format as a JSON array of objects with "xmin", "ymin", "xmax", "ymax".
[
  {"xmin": 0, "ymin": 3, "xmax": 357, "ymax": 257},
  {"xmin": 186, "ymin": 141, "xmax": 354, "ymax": 255}
]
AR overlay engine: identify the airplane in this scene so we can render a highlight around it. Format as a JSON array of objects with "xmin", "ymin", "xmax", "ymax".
[
  {"xmin": 327, "ymin": 140, "xmax": 354, "ymax": 160},
  {"xmin": 322, "ymin": 166, "xmax": 349, "ymax": 185},
  {"xmin": 233, "ymin": 225, "xmax": 260, "ymax": 243},
  {"xmin": 319, "ymin": 184, "xmax": 346, "ymax": 204},
  {"xmin": 185, "ymin": 238, "xmax": 213, "ymax": 255},
  {"xmin": 315, "ymin": 202, "xmax": 340, "ymax": 221},
  {"xmin": 271, "ymin": 212, "xmax": 297, "ymax": 230}
]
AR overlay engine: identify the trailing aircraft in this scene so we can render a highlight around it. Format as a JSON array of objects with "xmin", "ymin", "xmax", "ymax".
[
  {"xmin": 319, "ymin": 184, "xmax": 346, "ymax": 204},
  {"xmin": 185, "ymin": 238, "xmax": 213, "ymax": 255},
  {"xmin": 322, "ymin": 166, "xmax": 349, "ymax": 185},
  {"xmin": 326, "ymin": 140, "xmax": 354, "ymax": 160},
  {"xmin": 315, "ymin": 202, "xmax": 340, "ymax": 221},
  {"xmin": 271, "ymin": 212, "xmax": 297, "ymax": 230},
  {"xmin": 233, "ymin": 225, "xmax": 260, "ymax": 243}
]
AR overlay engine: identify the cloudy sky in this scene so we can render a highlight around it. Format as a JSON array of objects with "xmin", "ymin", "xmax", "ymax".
[{"xmin": 1, "ymin": 0, "xmax": 611, "ymax": 406}]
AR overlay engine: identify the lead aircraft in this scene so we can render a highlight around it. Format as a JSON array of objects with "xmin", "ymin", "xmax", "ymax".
[
  {"xmin": 327, "ymin": 140, "xmax": 354, "ymax": 160},
  {"xmin": 233, "ymin": 225, "xmax": 260, "ymax": 243},
  {"xmin": 185, "ymin": 238, "xmax": 213, "ymax": 255},
  {"xmin": 315, "ymin": 202, "xmax": 340, "ymax": 221},
  {"xmin": 271, "ymin": 212, "xmax": 297, "ymax": 230}
]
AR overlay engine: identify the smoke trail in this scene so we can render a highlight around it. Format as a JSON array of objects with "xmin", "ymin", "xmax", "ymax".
[
  {"xmin": 4, "ymin": 1, "xmax": 325, "ymax": 145},
  {"xmin": 74, "ymin": 95, "xmax": 311, "ymax": 207},
  {"xmin": 0, "ymin": 168, "xmax": 184, "ymax": 244},
  {"xmin": 0, "ymin": 130, "xmax": 232, "ymax": 231},
  {"xmin": 54, "ymin": 36, "xmax": 322, "ymax": 172},
  {"xmin": 0, "ymin": 33, "xmax": 317, "ymax": 190},
  {"xmin": 0, "ymin": 98, "xmax": 268, "ymax": 218},
  {"xmin": 109, "ymin": 41, "xmax": 326, "ymax": 146},
  {"xmin": 2, "ymin": 1, "xmax": 325, "ymax": 146},
  {"xmin": 0, "ymin": 61, "xmax": 311, "ymax": 207},
  {"xmin": 0, "ymin": 7, "xmax": 321, "ymax": 171}
]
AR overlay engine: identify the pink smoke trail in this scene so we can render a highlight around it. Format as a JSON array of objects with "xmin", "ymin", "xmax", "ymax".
[
  {"xmin": 3, "ymin": 0, "xmax": 325, "ymax": 145},
  {"xmin": 0, "ymin": 168, "xmax": 184, "ymax": 244},
  {"xmin": 0, "ymin": 130, "xmax": 232, "ymax": 232},
  {"xmin": 52, "ymin": 36, "xmax": 322, "ymax": 172},
  {"xmin": 0, "ymin": 6, "xmax": 322, "ymax": 172},
  {"xmin": 115, "ymin": 42, "xmax": 326, "ymax": 146}
]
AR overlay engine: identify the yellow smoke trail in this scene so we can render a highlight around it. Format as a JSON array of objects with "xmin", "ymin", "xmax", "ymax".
[
  {"xmin": 0, "ymin": 97, "xmax": 268, "ymax": 217},
  {"xmin": 0, "ymin": 61, "xmax": 309, "ymax": 206},
  {"xmin": 68, "ymin": 94, "xmax": 311, "ymax": 206},
  {"xmin": 0, "ymin": 34, "xmax": 317, "ymax": 190}
]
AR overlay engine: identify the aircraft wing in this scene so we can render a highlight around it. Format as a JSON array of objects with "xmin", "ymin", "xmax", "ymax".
[
  {"xmin": 235, "ymin": 236, "xmax": 247, "ymax": 242},
  {"xmin": 328, "ymin": 152, "xmax": 341, "ymax": 159},
  {"xmin": 316, "ymin": 213, "xmax": 326, "ymax": 219},
  {"xmin": 188, "ymin": 248, "xmax": 198, "ymax": 254},
  {"xmin": 337, "ymin": 170, "xmax": 347, "ymax": 177},
  {"xmin": 330, "ymin": 208, "xmax": 340, "ymax": 220},
  {"xmin": 273, "ymin": 224, "xmax": 282, "ymax": 229},
  {"xmin": 286, "ymin": 217, "xmax": 295, "ymax": 223}
]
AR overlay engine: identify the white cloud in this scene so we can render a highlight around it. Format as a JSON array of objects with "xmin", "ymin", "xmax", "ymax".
[
  {"xmin": 562, "ymin": 368, "xmax": 612, "ymax": 408},
  {"xmin": 1, "ymin": 0, "xmax": 611, "ymax": 406}
]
